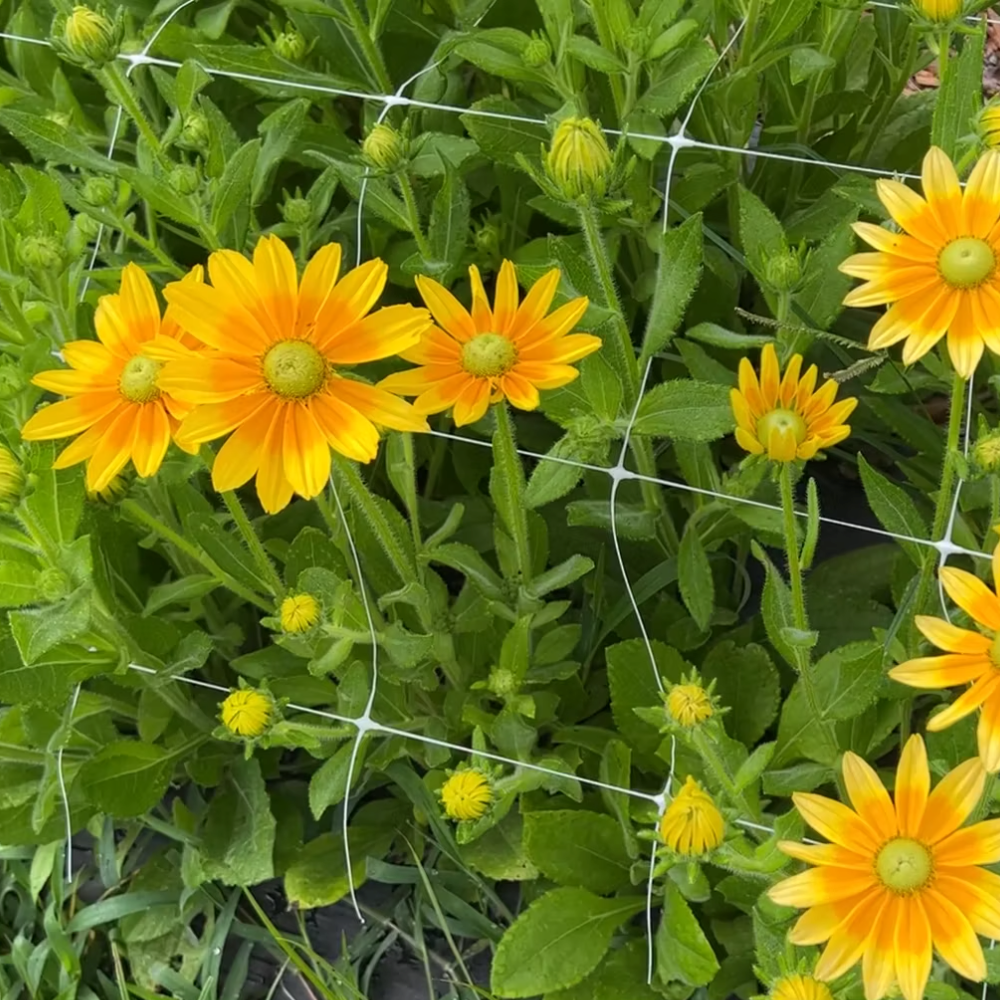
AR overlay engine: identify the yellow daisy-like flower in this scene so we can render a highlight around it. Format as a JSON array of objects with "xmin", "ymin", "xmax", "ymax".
[
  {"xmin": 770, "ymin": 736, "xmax": 998, "ymax": 1000},
  {"xmin": 21, "ymin": 263, "xmax": 200, "ymax": 492},
  {"xmin": 220, "ymin": 688, "xmax": 273, "ymax": 737},
  {"xmin": 659, "ymin": 775, "xmax": 724, "ymax": 855},
  {"xmin": 840, "ymin": 147, "xmax": 1000, "ymax": 379},
  {"xmin": 890, "ymin": 548, "xmax": 1000, "ymax": 772},
  {"xmin": 158, "ymin": 236, "xmax": 431, "ymax": 513},
  {"xmin": 440, "ymin": 769, "xmax": 493, "ymax": 821},
  {"xmin": 666, "ymin": 682, "xmax": 713, "ymax": 727},
  {"xmin": 730, "ymin": 344, "xmax": 856, "ymax": 462},
  {"xmin": 770, "ymin": 974, "xmax": 834, "ymax": 1000},
  {"xmin": 280, "ymin": 592, "xmax": 320, "ymax": 633},
  {"xmin": 378, "ymin": 261, "xmax": 602, "ymax": 427}
]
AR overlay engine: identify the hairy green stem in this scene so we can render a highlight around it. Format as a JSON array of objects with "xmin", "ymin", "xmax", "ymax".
[
  {"xmin": 341, "ymin": 0, "xmax": 393, "ymax": 94},
  {"xmin": 98, "ymin": 61, "xmax": 169, "ymax": 169},
  {"xmin": 691, "ymin": 728, "xmax": 760, "ymax": 821},
  {"xmin": 493, "ymin": 401, "xmax": 533, "ymax": 584},
  {"xmin": 398, "ymin": 173, "xmax": 433, "ymax": 260},
  {"xmin": 737, "ymin": 0, "xmax": 764, "ymax": 69},
  {"xmin": 220, "ymin": 489, "xmax": 285, "ymax": 599}
]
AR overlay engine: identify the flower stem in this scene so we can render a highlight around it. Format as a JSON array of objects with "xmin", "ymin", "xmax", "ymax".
[
  {"xmin": 492, "ymin": 401, "xmax": 533, "ymax": 585},
  {"xmin": 121, "ymin": 499, "xmax": 271, "ymax": 611},
  {"xmin": 97, "ymin": 61, "xmax": 169, "ymax": 170},
  {"xmin": 398, "ymin": 172, "xmax": 433, "ymax": 261},
  {"xmin": 691, "ymin": 728, "xmax": 760, "ymax": 821},
  {"xmin": 736, "ymin": 0, "xmax": 763, "ymax": 69},
  {"xmin": 938, "ymin": 30, "xmax": 951, "ymax": 89},
  {"xmin": 340, "ymin": 0, "xmax": 393, "ymax": 93},
  {"xmin": 220, "ymin": 489, "xmax": 285, "ymax": 599}
]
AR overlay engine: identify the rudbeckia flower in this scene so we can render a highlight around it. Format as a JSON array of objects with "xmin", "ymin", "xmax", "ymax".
[
  {"xmin": 890, "ymin": 545, "xmax": 1000, "ymax": 772},
  {"xmin": 21, "ymin": 263, "xmax": 200, "ymax": 492},
  {"xmin": 220, "ymin": 687, "xmax": 273, "ymax": 737},
  {"xmin": 440, "ymin": 769, "xmax": 493, "ymax": 821},
  {"xmin": 770, "ymin": 736, "xmax": 998, "ymax": 1000},
  {"xmin": 158, "ymin": 236, "xmax": 431, "ymax": 513},
  {"xmin": 841, "ymin": 146, "xmax": 1000, "ymax": 378},
  {"xmin": 730, "ymin": 343, "xmax": 856, "ymax": 461},
  {"xmin": 378, "ymin": 260, "xmax": 602, "ymax": 426},
  {"xmin": 659, "ymin": 776, "xmax": 724, "ymax": 855}
]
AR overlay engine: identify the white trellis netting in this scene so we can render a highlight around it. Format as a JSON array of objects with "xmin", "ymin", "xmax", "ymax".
[{"xmin": 0, "ymin": 2, "xmax": 996, "ymax": 988}]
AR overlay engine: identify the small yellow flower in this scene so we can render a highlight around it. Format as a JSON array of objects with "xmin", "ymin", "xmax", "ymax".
[
  {"xmin": 220, "ymin": 688, "xmax": 273, "ymax": 737},
  {"xmin": 362, "ymin": 123, "xmax": 406, "ymax": 171},
  {"xmin": 545, "ymin": 117, "xmax": 613, "ymax": 200},
  {"xmin": 0, "ymin": 446, "xmax": 23, "ymax": 503},
  {"xmin": 731, "ymin": 344, "xmax": 856, "ymax": 462},
  {"xmin": 913, "ymin": 0, "xmax": 962, "ymax": 20},
  {"xmin": 440, "ymin": 769, "xmax": 492, "ymax": 821},
  {"xmin": 63, "ymin": 5, "xmax": 117, "ymax": 64},
  {"xmin": 666, "ymin": 682, "xmax": 713, "ymax": 727},
  {"xmin": 280, "ymin": 593, "xmax": 320, "ymax": 633},
  {"xmin": 659, "ymin": 776, "xmax": 723, "ymax": 855},
  {"xmin": 980, "ymin": 102, "xmax": 1000, "ymax": 151},
  {"xmin": 770, "ymin": 974, "xmax": 834, "ymax": 1000}
]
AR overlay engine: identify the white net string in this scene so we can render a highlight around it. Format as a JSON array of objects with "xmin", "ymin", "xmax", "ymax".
[{"xmin": 0, "ymin": 0, "xmax": 987, "ymax": 990}]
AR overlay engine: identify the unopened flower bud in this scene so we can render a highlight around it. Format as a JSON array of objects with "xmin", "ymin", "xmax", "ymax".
[
  {"xmin": 545, "ymin": 116, "xmax": 613, "ymax": 201},
  {"xmin": 82, "ymin": 176, "xmax": 115, "ymax": 206},
  {"xmin": 62, "ymin": 5, "xmax": 118, "ymax": 66},
  {"xmin": 973, "ymin": 428, "xmax": 1000, "ymax": 475},
  {"xmin": 912, "ymin": 0, "xmax": 962, "ymax": 21},
  {"xmin": 180, "ymin": 113, "xmax": 210, "ymax": 150},
  {"xmin": 17, "ymin": 234, "xmax": 64, "ymax": 272},
  {"xmin": 273, "ymin": 28, "xmax": 307, "ymax": 61},
  {"xmin": 362, "ymin": 122, "xmax": 406, "ymax": 172},
  {"xmin": 0, "ymin": 446, "xmax": 23, "ymax": 505},
  {"xmin": 765, "ymin": 249, "xmax": 803, "ymax": 293},
  {"xmin": 169, "ymin": 163, "xmax": 200, "ymax": 195},
  {"xmin": 522, "ymin": 33, "xmax": 551, "ymax": 68},
  {"xmin": 38, "ymin": 567, "xmax": 71, "ymax": 602},
  {"xmin": 281, "ymin": 195, "xmax": 311, "ymax": 225}
]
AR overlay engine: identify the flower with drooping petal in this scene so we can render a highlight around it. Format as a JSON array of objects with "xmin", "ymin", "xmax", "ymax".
[
  {"xmin": 770, "ymin": 974, "xmax": 834, "ymax": 1000},
  {"xmin": 840, "ymin": 146, "xmax": 1000, "ymax": 379},
  {"xmin": 890, "ymin": 546, "xmax": 1000, "ymax": 772},
  {"xmin": 659, "ymin": 775, "xmax": 724, "ymax": 855},
  {"xmin": 770, "ymin": 736, "xmax": 998, "ymax": 1000},
  {"xmin": 440, "ymin": 769, "xmax": 492, "ymax": 821},
  {"xmin": 21, "ymin": 263, "xmax": 201, "ymax": 492},
  {"xmin": 220, "ymin": 687, "xmax": 273, "ymax": 737},
  {"xmin": 730, "ymin": 343, "xmax": 856, "ymax": 462},
  {"xmin": 158, "ymin": 235, "xmax": 432, "ymax": 513},
  {"xmin": 378, "ymin": 261, "xmax": 602, "ymax": 426}
]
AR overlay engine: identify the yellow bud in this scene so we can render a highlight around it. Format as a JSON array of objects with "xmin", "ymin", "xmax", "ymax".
[
  {"xmin": 659, "ymin": 776, "xmax": 724, "ymax": 855},
  {"xmin": 913, "ymin": 0, "xmax": 962, "ymax": 20},
  {"xmin": 666, "ymin": 682, "xmax": 713, "ymax": 727},
  {"xmin": 362, "ymin": 123, "xmax": 406, "ymax": 171},
  {"xmin": 63, "ymin": 5, "xmax": 117, "ymax": 65},
  {"xmin": 979, "ymin": 104, "xmax": 1000, "ymax": 151},
  {"xmin": 220, "ymin": 688, "xmax": 273, "ymax": 737},
  {"xmin": 0, "ymin": 446, "xmax": 23, "ymax": 504},
  {"xmin": 545, "ymin": 116, "xmax": 613, "ymax": 201},
  {"xmin": 280, "ymin": 592, "xmax": 320, "ymax": 633},
  {"xmin": 440, "ymin": 769, "xmax": 492, "ymax": 821}
]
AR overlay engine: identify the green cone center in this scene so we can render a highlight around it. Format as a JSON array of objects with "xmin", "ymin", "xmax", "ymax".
[
  {"xmin": 263, "ymin": 340, "xmax": 327, "ymax": 398},
  {"xmin": 756, "ymin": 408, "xmax": 807, "ymax": 445},
  {"xmin": 119, "ymin": 355, "xmax": 162, "ymax": 403},
  {"xmin": 938, "ymin": 237, "xmax": 996, "ymax": 289},
  {"xmin": 461, "ymin": 333, "xmax": 516, "ymax": 378},
  {"xmin": 875, "ymin": 837, "xmax": 933, "ymax": 893}
]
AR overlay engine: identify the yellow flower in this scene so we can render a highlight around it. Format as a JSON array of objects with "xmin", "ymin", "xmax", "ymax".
[
  {"xmin": 220, "ymin": 688, "xmax": 273, "ymax": 737},
  {"xmin": 378, "ymin": 261, "xmax": 601, "ymax": 426},
  {"xmin": 21, "ymin": 264, "xmax": 200, "ymax": 493},
  {"xmin": 890, "ymin": 548, "xmax": 1000, "ymax": 772},
  {"xmin": 0, "ymin": 446, "xmax": 23, "ymax": 503},
  {"xmin": 63, "ymin": 5, "xmax": 116, "ymax": 63},
  {"xmin": 731, "ymin": 343, "xmax": 856, "ymax": 462},
  {"xmin": 841, "ymin": 146, "xmax": 1000, "ymax": 379},
  {"xmin": 280, "ymin": 592, "xmax": 320, "ymax": 633},
  {"xmin": 659, "ymin": 776, "xmax": 724, "ymax": 855},
  {"xmin": 770, "ymin": 974, "xmax": 834, "ymax": 1000},
  {"xmin": 770, "ymin": 736, "xmax": 997, "ymax": 1000},
  {"xmin": 440, "ymin": 769, "xmax": 492, "ymax": 821},
  {"xmin": 666, "ymin": 682, "xmax": 713, "ymax": 727},
  {"xmin": 913, "ymin": 0, "xmax": 962, "ymax": 20},
  {"xmin": 545, "ymin": 116, "xmax": 613, "ymax": 200},
  {"xmin": 979, "ymin": 102, "xmax": 1000, "ymax": 151},
  {"xmin": 362, "ymin": 123, "xmax": 406, "ymax": 171},
  {"xmin": 158, "ymin": 236, "xmax": 431, "ymax": 513}
]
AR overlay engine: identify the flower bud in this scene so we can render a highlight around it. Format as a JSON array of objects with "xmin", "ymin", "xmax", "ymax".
[
  {"xmin": 62, "ymin": 5, "xmax": 118, "ymax": 66},
  {"xmin": 0, "ymin": 446, "xmax": 23, "ymax": 505},
  {"xmin": 280, "ymin": 592, "xmax": 320, "ymax": 633},
  {"xmin": 273, "ymin": 27, "xmax": 307, "ymax": 62},
  {"xmin": 487, "ymin": 665, "xmax": 518, "ymax": 698},
  {"xmin": 17, "ymin": 234, "xmax": 64, "ymax": 272},
  {"xmin": 979, "ymin": 102, "xmax": 1000, "ymax": 151},
  {"xmin": 973, "ymin": 427, "xmax": 1000, "ymax": 475},
  {"xmin": 473, "ymin": 218, "xmax": 500, "ymax": 258},
  {"xmin": 38, "ymin": 567, "xmax": 71, "ymax": 603},
  {"xmin": 45, "ymin": 111, "xmax": 73, "ymax": 129},
  {"xmin": 440, "ymin": 769, "xmax": 492, "ymax": 821},
  {"xmin": 545, "ymin": 116, "xmax": 613, "ymax": 201},
  {"xmin": 82, "ymin": 176, "xmax": 115, "ymax": 206},
  {"xmin": 362, "ymin": 122, "xmax": 406, "ymax": 172},
  {"xmin": 220, "ymin": 687, "xmax": 273, "ymax": 737},
  {"xmin": 522, "ymin": 33, "xmax": 551, "ymax": 68},
  {"xmin": 281, "ymin": 195, "xmax": 311, "ymax": 225},
  {"xmin": 764, "ymin": 248, "xmax": 803, "ymax": 293},
  {"xmin": 169, "ymin": 163, "xmax": 200, "ymax": 195},
  {"xmin": 180, "ymin": 113, "xmax": 210, "ymax": 150},
  {"xmin": 912, "ymin": 0, "xmax": 962, "ymax": 21}
]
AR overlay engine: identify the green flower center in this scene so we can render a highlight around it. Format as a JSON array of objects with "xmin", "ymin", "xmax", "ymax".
[
  {"xmin": 461, "ymin": 333, "xmax": 517, "ymax": 378},
  {"xmin": 119, "ymin": 355, "xmax": 162, "ymax": 403},
  {"xmin": 263, "ymin": 340, "xmax": 327, "ymax": 399},
  {"xmin": 756, "ymin": 408, "xmax": 807, "ymax": 445},
  {"xmin": 875, "ymin": 837, "xmax": 933, "ymax": 893},
  {"xmin": 938, "ymin": 237, "xmax": 996, "ymax": 289}
]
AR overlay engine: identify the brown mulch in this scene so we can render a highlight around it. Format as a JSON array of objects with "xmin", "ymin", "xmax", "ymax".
[{"xmin": 900, "ymin": 10, "xmax": 1000, "ymax": 95}]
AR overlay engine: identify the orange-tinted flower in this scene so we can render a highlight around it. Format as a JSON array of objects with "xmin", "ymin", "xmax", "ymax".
[
  {"xmin": 378, "ymin": 260, "xmax": 601, "ymax": 426},
  {"xmin": 21, "ymin": 263, "xmax": 200, "ymax": 491},
  {"xmin": 158, "ymin": 235, "xmax": 431, "ymax": 513},
  {"xmin": 770, "ymin": 737, "xmax": 996, "ymax": 1000}
]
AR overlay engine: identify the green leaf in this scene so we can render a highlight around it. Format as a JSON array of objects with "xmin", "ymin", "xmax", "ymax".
[
  {"xmin": 0, "ymin": 563, "xmax": 41, "ymax": 608},
  {"xmin": 308, "ymin": 738, "xmax": 362, "ymax": 820},
  {"xmin": 648, "ymin": 20, "xmax": 699, "ymax": 60},
  {"xmin": 816, "ymin": 641, "xmax": 885, "ymax": 721},
  {"xmin": 857, "ymin": 455, "xmax": 929, "ymax": 569},
  {"xmin": 459, "ymin": 812, "xmax": 539, "ymax": 881},
  {"xmin": 656, "ymin": 883, "xmax": 719, "ymax": 986},
  {"xmin": 606, "ymin": 638, "xmax": 685, "ymax": 754},
  {"xmin": 738, "ymin": 186, "xmax": 786, "ymax": 282},
  {"xmin": 754, "ymin": 544, "xmax": 809, "ymax": 672},
  {"xmin": 426, "ymin": 542, "xmax": 504, "ymax": 599},
  {"xmin": 284, "ymin": 525, "xmax": 347, "ymax": 584},
  {"xmin": 186, "ymin": 512, "xmax": 270, "ymax": 594},
  {"xmin": 524, "ymin": 810, "xmax": 631, "ymax": 894},
  {"xmin": 789, "ymin": 46, "xmax": 836, "ymax": 85},
  {"xmin": 455, "ymin": 29, "xmax": 542, "ymax": 83},
  {"xmin": 932, "ymin": 25, "xmax": 985, "ymax": 158},
  {"xmin": 0, "ymin": 109, "xmax": 119, "ymax": 174},
  {"xmin": 310, "ymin": 154, "xmax": 410, "ymax": 231},
  {"xmin": 796, "ymin": 218, "xmax": 856, "ymax": 330},
  {"xmin": 78, "ymin": 741, "xmax": 173, "ymax": 818},
  {"xmin": 211, "ymin": 138, "xmax": 260, "ymax": 236},
  {"xmin": 566, "ymin": 35, "xmax": 625, "ymax": 73},
  {"xmin": 525, "ymin": 554, "xmax": 594, "ymax": 598},
  {"xmin": 566, "ymin": 500, "xmax": 657, "ymax": 540},
  {"xmin": 119, "ymin": 166, "xmax": 202, "ymax": 230},
  {"xmin": 640, "ymin": 213, "xmax": 703, "ymax": 360},
  {"xmin": 491, "ymin": 888, "xmax": 646, "ymax": 997},
  {"xmin": 702, "ymin": 641, "xmax": 780, "ymax": 745},
  {"xmin": 9, "ymin": 590, "xmax": 89, "ymax": 664},
  {"xmin": 756, "ymin": 0, "xmax": 819, "ymax": 52},
  {"xmin": 144, "ymin": 575, "xmax": 219, "ymax": 615},
  {"xmin": 429, "ymin": 163, "xmax": 471, "ymax": 269},
  {"xmin": 254, "ymin": 99, "xmax": 309, "ymax": 205},
  {"xmin": 22, "ymin": 442, "xmax": 84, "ymax": 551},
  {"xmin": 525, "ymin": 434, "xmax": 594, "ymax": 509},
  {"xmin": 581, "ymin": 352, "xmax": 624, "ymax": 422},
  {"xmin": 199, "ymin": 758, "xmax": 276, "ymax": 886},
  {"xmin": 0, "ymin": 637, "xmax": 110, "ymax": 704},
  {"xmin": 501, "ymin": 617, "xmax": 532, "ymax": 685},
  {"xmin": 677, "ymin": 521, "xmax": 713, "ymax": 631},
  {"xmin": 638, "ymin": 42, "xmax": 717, "ymax": 118},
  {"xmin": 461, "ymin": 96, "xmax": 549, "ymax": 167},
  {"xmin": 632, "ymin": 380, "xmax": 734, "ymax": 441},
  {"xmin": 545, "ymin": 939, "xmax": 661, "ymax": 1000}
]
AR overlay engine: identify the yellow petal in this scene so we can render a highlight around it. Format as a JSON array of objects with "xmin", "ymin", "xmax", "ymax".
[
  {"xmin": 934, "ymin": 869, "xmax": 1000, "ymax": 938},
  {"xmin": 33, "ymin": 369, "xmax": 116, "ymax": 395},
  {"xmin": 850, "ymin": 221, "xmax": 937, "ymax": 263},
  {"xmin": 889, "ymin": 653, "xmax": 991, "ymax": 689},
  {"xmin": 914, "ymin": 614, "xmax": 992, "ymax": 654},
  {"xmin": 977, "ymin": 688, "xmax": 1000, "ymax": 773},
  {"xmin": 297, "ymin": 242, "xmax": 342, "ymax": 334},
  {"xmin": 777, "ymin": 841, "xmax": 872, "ymax": 870},
  {"xmin": 254, "ymin": 402, "xmax": 294, "ymax": 513},
  {"xmin": 842, "ymin": 752, "xmax": 897, "ymax": 842},
  {"xmin": 923, "ymin": 889, "xmax": 986, "ymax": 981},
  {"xmin": 789, "ymin": 897, "xmax": 859, "ymax": 945},
  {"xmin": 935, "ymin": 817, "xmax": 1000, "ymax": 867},
  {"xmin": 894, "ymin": 735, "xmax": 929, "ymax": 837},
  {"xmin": 309, "ymin": 391, "xmax": 380, "ymax": 464},
  {"xmin": 940, "ymin": 566, "xmax": 1000, "ymax": 630},
  {"xmin": 759, "ymin": 343, "xmax": 780, "ymax": 409},
  {"xmin": 468, "ymin": 264, "xmax": 493, "ymax": 330},
  {"xmin": 452, "ymin": 377, "xmax": 492, "ymax": 426},
  {"xmin": 814, "ymin": 889, "xmax": 886, "ymax": 982},
  {"xmin": 414, "ymin": 274, "xmax": 477, "ymax": 342},
  {"xmin": 512, "ymin": 362, "xmax": 582, "ymax": 390},
  {"xmin": 792, "ymin": 792, "xmax": 881, "ymax": 854},
  {"xmin": 862, "ymin": 895, "xmax": 900, "ymax": 1000},
  {"xmin": 492, "ymin": 259, "xmax": 519, "ymax": 334},
  {"xmin": 61, "ymin": 339, "xmax": 117, "ymax": 374},
  {"xmin": 893, "ymin": 896, "xmax": 933, "ymax": 1000},
  {"xmin": 21, "ymin": 392, "xmax": 122, "ymax": 440},
  {"xmin": 511, "ymin": 267, "xmax": 560, "ymax": 339},
  {"xmin": 86, "ymin": 404, "xmax": 139, "ymax": 492},
  {"xmin": 211, "ymin": 399, "xmax": 280, "ymax": 492},
  {"xmin": 946, "ymin": 295, "xmax": 985, "ymax": 379},
  {"xmin": 927, "ymin": 672, "xmax": 1000, "ymax": 731},
  {"xmin": 918, "ymin": 757, "xmax": 985, "ymax": 844},
  {"xmin": 769, "ymin": 867, "xmax": 877, "ymax": 908},
  {"xmin": 921, "ymin": 146, "xmax": 962, "ymax": 237},
  {"xmin": 282, "ymin": 402, "xmax": 330, "ymax": 500},
  {"xmin": 314, "ymin": 258, "xmax": 387, "ymax": 338},
  {"xmin": 328, "ymin": 379, "xmax": 428, "ymax": 433},
  {"xmin": 119, "ymin": 263, "xmax": 161, "ymax": 345},
  {"xmin": 963, "ymin": 150, "xmax": 1000, "ymax": 237},
  {"xmin": 131, "ymin": 402, "xmax": 171, "ymax": 478},
  {"xmin": 252, "ymin": 234, "xmax": 298, "ymax": 337},
  {"xmin": 875, "ymin": 178, "xmax": 943, "ymax": 247},
  {"xmin": 177, "ymin": 394, "xmax": 272, "ymax": 446},
  {"xmin": 499, "ymin": 371, "xmax": 540, "ymax": 411},
  {"xmin": 158, "ymin": 357, "xmax": 261, "ymax": 405},
  {"xmin": 323, "ymin": 304, "xmax": 431, "ymax": 364}
]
